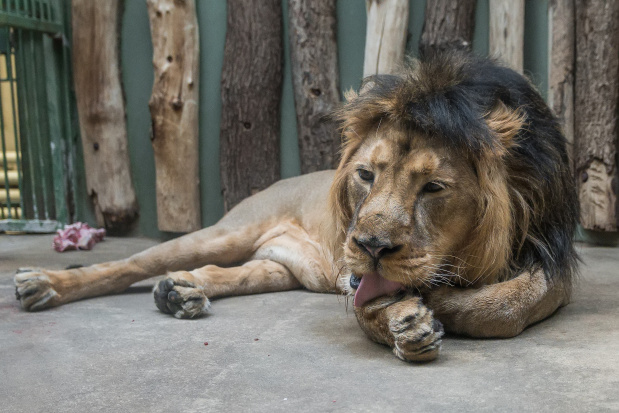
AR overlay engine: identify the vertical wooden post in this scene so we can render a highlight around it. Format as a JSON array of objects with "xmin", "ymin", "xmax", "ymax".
[
  {"xmin": 548, "ymin": 0, "xmax": 575, "ymax": 163},
  {"xmin": 419, "ymin": 0, "xmax": 476, "ymax": 56},
  {"xmin": 288, "ymin": 0, "xmax": 340, "ymax": 173},
  {"xmin": 72, "ymin": 0, "xmax": 138, "ymax": 229},
  {"xmin": 220, "ymin": 0, "xmax": 283, "ymax": 211},
  {"xmin": 146, "ymin": 0, "xmax": 201, "ymax": 233},
  {"xmin": 363, "ymin": 0, "xmax": 409, "ymax": 76},
  {"xmin": 489, "ymin": 0, "xmax": 525, "ymax": 72},
  {"xmin": 575, "ymin": 0, "xmax": 619, "ymax": 231}
]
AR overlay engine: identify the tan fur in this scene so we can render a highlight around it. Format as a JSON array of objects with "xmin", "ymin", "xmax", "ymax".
[{"xmin": 15, "ymin": 105, "xmax": 569, "ymax": 363}]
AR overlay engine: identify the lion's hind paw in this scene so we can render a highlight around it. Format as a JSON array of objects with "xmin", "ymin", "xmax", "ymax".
[
  {"xmin": 153, "ymin": 274, "xmax": 210, "ymax": 319},
  {"xmin": 14, "ymin": 269, "xmax": 59, "ymax": 311}
]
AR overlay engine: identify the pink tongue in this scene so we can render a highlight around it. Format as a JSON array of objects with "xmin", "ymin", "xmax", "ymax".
[{"xmin": 354, "ymin": 272, "xmax": 403, "ymax": 307}]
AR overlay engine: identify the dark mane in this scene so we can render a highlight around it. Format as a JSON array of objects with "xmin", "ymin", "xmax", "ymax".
[{"xmin": 335, "ymin": 51, "xmax": 578, "ymax": 285}]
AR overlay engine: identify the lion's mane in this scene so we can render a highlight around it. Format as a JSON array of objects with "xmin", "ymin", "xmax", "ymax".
[{"xmin": 330, "ymin": 52, "xmax": 578, "ymax": 287}]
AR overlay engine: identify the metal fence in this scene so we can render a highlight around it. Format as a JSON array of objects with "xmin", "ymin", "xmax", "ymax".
[{"xmin": 0, "ymin": 0, "xmax": 74, "ymax": 233}]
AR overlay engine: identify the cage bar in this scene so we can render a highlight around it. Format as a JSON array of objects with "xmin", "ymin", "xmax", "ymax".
[{"xmin": 0, "ymin": 0, "xmax": 72, "ymax": 232}]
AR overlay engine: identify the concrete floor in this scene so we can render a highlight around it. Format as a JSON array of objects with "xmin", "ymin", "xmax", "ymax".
[{"xmin": 1, "ymin": 234, "xmax": 618, "ymax": 412}]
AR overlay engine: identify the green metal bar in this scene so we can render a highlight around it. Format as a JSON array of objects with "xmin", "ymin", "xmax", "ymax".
[
  {"xmin": 0, "ymin": 15, "xmax": 62, "ymax": 33},
  {"xmin": 0, "ymin": 218, "xmax": 60, "ymax": 232},
  {"xmin": 16, "ymin": 29, "xmax": 38, "ymax": 219},
  {"xmin": 60, "ymin": 0, "xmax": 76, "ymax": 223},
  {"xmin": 27, "ymin": 30, "xmax": 51, "ymax": 219},
  {"xmin": 6, "ymin": 30, "xmax": 25, "ymax": 218},
  {"xmin": 36, "ymin": 30, "xmax": 56, "ymax": 219},
  {"xmin": 0, "ymin": 48, "xmax": 13, "ymax": 218},
  {"xmin": 43, "ymin": 33, "xmax": 66, "ymax": 223},
  {"xmin": 42, "ymin": 1, "xmax": 49, "ymax": 21}
]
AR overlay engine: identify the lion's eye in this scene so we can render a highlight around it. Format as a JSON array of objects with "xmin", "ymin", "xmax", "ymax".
[
  {"xmin": 423, "ymin": 182, "xmax": 445, "ymax": 193},
  {"xmin": 357, "ymin": 169, "xmax": 375, "ymax": 182}
]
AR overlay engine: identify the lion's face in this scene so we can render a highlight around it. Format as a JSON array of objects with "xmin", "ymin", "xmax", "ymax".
[
  {"xmin": 339, "ymin": 124, "xmax": 480, "ymax": 292},
  {"xmin": 331, "ymin": 52, "xmax": 578, "ymax": 307}
]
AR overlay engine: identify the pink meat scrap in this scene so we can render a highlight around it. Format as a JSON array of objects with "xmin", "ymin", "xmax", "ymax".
[{"xmin": 53, "ymin": 222, "xmax": 106, "ymax": 252}]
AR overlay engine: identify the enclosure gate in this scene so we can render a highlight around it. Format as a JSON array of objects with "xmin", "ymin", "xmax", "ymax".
[{"xmin": 0, "ymin": 0, "xmax": 74, "ymax": 233}]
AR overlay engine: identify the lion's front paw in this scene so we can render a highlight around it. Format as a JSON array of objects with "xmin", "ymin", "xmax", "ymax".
[
  {"xmin": 14, "ymin": 269, "xmax": 60, "ymax": 311},
  {"xmin": 153, "ymin": 272, "xmax": 210, "ymax": 319},
  {"xmin": 389, "ymin": 303, "xmax": 444, "ymax": 362}
]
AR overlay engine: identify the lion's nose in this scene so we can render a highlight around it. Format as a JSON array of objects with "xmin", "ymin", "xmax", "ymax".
[{"xmin": 354, "ymin": 236, "xmax": 401, "ymax": 259}]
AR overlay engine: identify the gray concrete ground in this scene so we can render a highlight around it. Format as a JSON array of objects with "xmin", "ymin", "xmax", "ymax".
[{"xmin": 1, "ymin": 234, "xmax": 618, "ymax": 412}]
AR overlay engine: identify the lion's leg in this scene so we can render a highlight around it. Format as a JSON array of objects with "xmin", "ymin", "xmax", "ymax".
[
  {"xmin": 354, "ymin": 294, "xmax": 445, "ymax": 362},
  {"xmin": 153, "ymin": 260, "xmax": 302, "ymax": 318},
  {"xmin": 14, "ymin": 219, "xmax": 275, "ymax": 311},
  {"xmin": 153, "ymin": 222, "xmax": 339, "ymax": 318},
  {"xmin": 423, "ymin": 270, "xmax": 571, "ymax": 338}
]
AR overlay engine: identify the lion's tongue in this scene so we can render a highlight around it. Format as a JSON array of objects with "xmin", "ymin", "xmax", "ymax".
[{"xmin": 353, "ymin": 272, "xmax": 403, "ymax": 307}]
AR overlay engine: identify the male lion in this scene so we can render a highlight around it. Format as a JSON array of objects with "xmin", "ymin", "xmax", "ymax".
[{"xmin": 15, "ymin": 52, "xmax": 578, "ymax": 362}]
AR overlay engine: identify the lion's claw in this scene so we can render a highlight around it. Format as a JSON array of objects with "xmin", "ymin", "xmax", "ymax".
[
  {"xmin": 153, "ymin": 273, "xmax": 210, "ymax": 319},
  {"xmin": 14, "ymin": 269, "xmax": 60, "ymax": 311},
  {"xmin": 390, "ymin": 304, "xmax": 444, "ymax": 362}
]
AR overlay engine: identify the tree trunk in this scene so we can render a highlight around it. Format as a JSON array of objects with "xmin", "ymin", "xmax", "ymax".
[
  {"xmin": 575, "ymin": 0, "xmax": 619, "ymax": 231},
  {"xmin": 419, "ymin": 0, "xmax": 476, "ymax": 56},
  {"xmin": 219, "ymin": 0, "xmax": 283, "ymax": 212},
  {"xmin": 288, "ymin": 0, "xmax": 340, "ymax": 173},
  {"xmin": 71, "ymin": 0, "xmax": 138, "ymax": 229},
  {"xmin": 548, "ymin": 0, "xmax": 575, "ymax": 164},
  {"xmin": 363, "ymin": 0, "xmax": 409, "ymax": 77},
  {"xmin": 146, "ymin": 0, "xmax": 201, "ymax": 233},
  {"xmin": 489, "ymin": 0, "xmax": 525, "ymax": 73}
]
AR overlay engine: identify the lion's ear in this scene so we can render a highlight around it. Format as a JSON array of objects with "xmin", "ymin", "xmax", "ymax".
[
  {"xmin": 484, "ymin": 101, "xmax": 525, "ymax": 155},
  {"xmin": 343, "ymin": 80, "xmax": 375, "ymax": 103},
  {"xmin": 343, "ymin": 88, "xmax": 358, "ymax": 102}
]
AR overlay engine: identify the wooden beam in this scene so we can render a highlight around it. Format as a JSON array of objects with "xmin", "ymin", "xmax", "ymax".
[
  {"xmin": 219, "ymin": 0, "xmax": 283, "ymax": 211},
  {"xmin": 363, "ymin": 0, "xmax": 409, "ymax": 76},
  {"xmin": 146, "ymin": 0, "xmax": 201, "ymax": 233},
  {"xmin": 548, "ymin": 0, "xmax": 575, "ymax": 164},
  {"xmin": 72, "ymin": 0, "xmax": 138, "ymax": 229},
  {"xmin": 489, "ymin": 0, "xmax": 525, "ymax": 73},
  {"xmin": 288, "ymin": 0, "xmax": 340, "ymax": 173},
  {"xmin": 574, "ymin": 0, "xmax": 619, "ymax": 231},
  {"xmin": 419, "ymin": 0, "xmax": 476, "ymax": 56}
]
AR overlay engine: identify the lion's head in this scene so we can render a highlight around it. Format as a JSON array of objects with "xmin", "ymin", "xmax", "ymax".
[{"xmin": 330, "ymin": 52, "xmax": 578, "ymax": 307}]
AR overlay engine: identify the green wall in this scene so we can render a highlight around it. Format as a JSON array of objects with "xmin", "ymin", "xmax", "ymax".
[{"xmin": 78, "ymin": 0, "xmax": 552, "ymax": 240}]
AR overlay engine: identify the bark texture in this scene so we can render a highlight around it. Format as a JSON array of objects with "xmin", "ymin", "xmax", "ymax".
[
  {"xmin": 419, "ymin": 0, "xmax": 476, "ymax": 56},
  {"xmin": 575, "ymin": 0, "xmax": 619, "ymax": 231},
  {"xmin": 146, "ymin": 0, "xmax": 201, "ymax": 233},
  {"xmin": 363, "ymin": 0, "xmax": 409, "ymax": 76},
  {"xmin": 72, "ymin": 0, "xmax": 138, "ymax": 229},
  {"xmin": 489, "ymin": 0, "xmax": 525, "ymax": 72},
  {"xmin": 220, "ymin": 0, "xmax": 282, "ymax": 212},
  {"xmin": 548, "ymin": 0, "xmax": 575, "ymax": 163},
  {"xmin": 288, "ymin": 0, "xmax": 340, "ymax": 173}
]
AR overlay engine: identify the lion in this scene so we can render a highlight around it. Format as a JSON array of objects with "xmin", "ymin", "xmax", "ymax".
[{"xmin": 14, "ymin": 52, "xmax": 578, "ymax": 362}]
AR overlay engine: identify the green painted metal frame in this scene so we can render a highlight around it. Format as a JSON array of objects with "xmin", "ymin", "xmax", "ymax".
[
  {"xmin": 0, "ymin": 0, "xmax": 62, "ymax": 33},
  {"xmin": 0, "ymin": 0, "xmax": 74, "ymax": 233}
]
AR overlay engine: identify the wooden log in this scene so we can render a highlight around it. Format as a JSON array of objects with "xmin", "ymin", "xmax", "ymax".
[
  {"xmin": 548, "ymin": 0, "xmax": 575, "ymax": 163},
  {"xmin": 489, "ymin": 0, "xmax": 525, "ymax": 72},
  {"xmin": 419, "ymin": 0, "xmax": 476, "ymax": 56},
  {"xmin": 146, "ymin": 0, "xmax": 201, "ymax": 233},
  {"xmin": 288, "ymin": 0, "xmax": 340, "ymax": 173},
  {"xmin": 219, "ymin": 0, "xmax": 283, "ymax": 211},
  {"xmin": 72, "ymin": 0, "xmax": 138, "ymax": 229},
  {"xmin": 363, "ymin": 0, "xmax": 409, "ymax": 76},
  {"xmin": 574, "ymin": 0, "xmax": 619, "ymax": 231}
]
